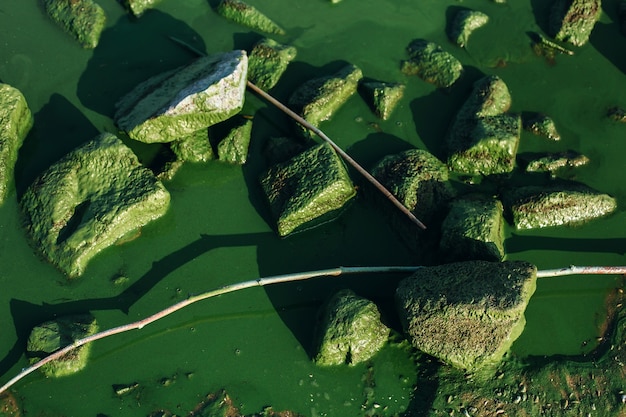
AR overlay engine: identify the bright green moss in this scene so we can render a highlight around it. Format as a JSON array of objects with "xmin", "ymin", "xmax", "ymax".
[
  {"xmin": 247, "ymin": 38, "xmax": 297, "ymax": 91},
  {"xmin": 42, "ymin": 0, "xmax": 106, "ymax": 49},
  {"xmin": 448, "ymin": 9, "xmax": 489, "ymax": 48},
  {"xmin": 522, "ymin": 112, "xmax": 561, "ymax": 141},
  {"xmin": 550, "ymin": 0, "xmax": 601, "ymax": 47},
  {"xmin": 401, "ymin": 39, "xmax": 463, "ymax": 88},
  {"xmin": 216, "ymin": 0, "xmax": 285, "ymax": 35},
  {"xmin": 170, "ymin": 128, "xmax": 214, "ymax": 163},
  {"xmin": 217, "ymin": 118, "xmax": 252, "ymax": 165},
  {"xmin": 121, "ymin": 0, "xmax": 163, "ymax": 17},
  {"xmin": 360, "ymin": 81, "xmax": 405, "ymax": 120}
]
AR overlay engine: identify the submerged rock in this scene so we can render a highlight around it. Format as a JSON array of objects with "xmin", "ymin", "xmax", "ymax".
[
  {"xmin": 360, "ymin": 80, "xmax": 405, "ymax": 120},
  {"xmin": 217, "ymin": 117, "xmax": 252, "ymax": 164},
  {"xmin": 216, "ymin": 0, "xmax": 285, "ymax": 35},
  {"xmin": 522, "ymin": 112, "xmax": 561, "ymax": 141},
  {"xmin": 120, "ymin": 0, "xmax": 163, "ymax": 17},
  {"xmin": 170, "ymin": 128, "xmax": 214, "ymax": 163},
  {"xmin": 550, "ymin": 0, "xmax": 601, "ymax": 47},
  {"xmin": 21, "ymin": 133, "xmax": 170, "ymax": 278},
  {"xmin": 607, "ymin": 106, "xmax": 626, "ymax": 122},
  {"xmin": 288, "ymin": 64, "xmax": 362, "ymax": 140},
  {"xmin": 396, "ymin": 260, "xmax": 537, "ymax": 373},
  {"xmin": 314, "ymin": 289, "xmax": 390, "ymax": 366},
  {"xmin": 42, "ymin": 0, "xmax": 106, "ymax": 49},
  {"xmin": 522, "ymin": 150, "xmax": 589, "ymax": 173},
  {"xmin": 440, "ymin": 194, "xmax": 505, "ymax": 262},
  {"xmin": 503, "ymin": 182, "xmax": 617, "ymax": 229},
  {"xmin": 401, "ymin": 39, "xmax": 463, "ymax": 88},
  {"xmin": 26, "ymin": 314, "xmax": 98, "ymax": 377},
  {"xmin": 260, "ymin": 143, "xmax": 356, "ymax": 236},
  {"xmin": 448, "ymin": 9, "xmax": 489, "ymax": 48},
  {"xmin": 247, "ymin": 38, "xmax": 297, "ymax": 91},
  {"xmin": 115, "ymin": 50, "xmax": 247, "ymax": 144},
  {"xmin": 0, "ymin": 83, "xmax": 33, "ymax": 205}
]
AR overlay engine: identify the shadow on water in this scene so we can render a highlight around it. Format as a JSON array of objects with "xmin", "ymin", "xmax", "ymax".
[
  {"xmin": 506, "ymin": 234, "xmax": 626, "ymax": 255},
  {"xmin": 529, "ymin": 0, "xmax": 553, "ymax": 35},
  {"xmin": 590, "ymin": 2, "xmax": 626, "ymax": 76}
]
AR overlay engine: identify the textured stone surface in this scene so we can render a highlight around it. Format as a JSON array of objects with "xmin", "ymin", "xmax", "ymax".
[
  {"xmin": 217, "ymin": 117, "xmax": 252, "ymax": 165},
  {"xmin": 170, "ymin": 128, "xmax": 214, "ymax": 162},
  {"xmin": 550, "ymin": 0, "xmax": 601, "ymax": 47},
  {"xmin": 216, "ymin": 0, "xmax": 285, "ymax": 35},
  {"xmin": 522, "ymin": 112, "xmax": 561, "ymax": 141},
  {"xmin": 21, "ymin": 133, "xmax": 170, "ymax": 278},
  {"xmin": 360, "ymin": 81, "xmax": 405, "ymax": 120},
  {"xmin": 448, "ymin": 9, "xmax": 489, "ymax": 48},
  {"xmin": 0, "ymin": 83, "xmax": 33, "ymax": 205},
  {"xmin": 401, "ymin": 39, "xmax": 463, "ymax": 88},
  {"xmin": 26, "ymin": 314, "xmax": 98, "ymax": 377},
  {"xmin": 260, "ymin": 143, "xmax": 356, "ymax": 236},
  {"xmin": 523, "ymin": 151, "xmax": 589, "ymax": 173},
  {"xmin": 248, "ymin": 38, "xmax": 297, "ymax": 91},
  {"xmin": 314, "ymin": 289, "xmax": 390, "ymax": 366},
  {"xmin": 122, "ymin": 0, "xmax": 163, "ymax": 17},
  {"xmin": 115, "ymin": 50, "xmax": 247, "ymax": 144},
  {"xmin": 396, "ymin": 261, "xmax": 537, "ymax": 372},
  {"xmin": 42, "ymin": 0, "xmax": 106, "ymax": 48}
]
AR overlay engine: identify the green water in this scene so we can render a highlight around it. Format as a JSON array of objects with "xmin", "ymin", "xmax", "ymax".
[{"xmin": 1, "ymin": 0, "xmax": 625, "ymax": 415}]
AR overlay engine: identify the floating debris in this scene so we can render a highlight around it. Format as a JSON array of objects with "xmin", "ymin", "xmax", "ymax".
[{"xmin": 607, "ymin": 106, "xmax": 626, "ymax": 122}]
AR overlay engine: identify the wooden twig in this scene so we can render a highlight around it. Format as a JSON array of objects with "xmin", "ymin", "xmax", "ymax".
[{"xmin": 536, "ymin": 265, "xmax": 626, "ymax": 278}]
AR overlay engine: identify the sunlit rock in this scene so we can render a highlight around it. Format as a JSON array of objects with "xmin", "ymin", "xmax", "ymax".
[
  {"xmin": 42, "ymin": 0, "xmax": 106, "ymax": 49},
  {"xmin": 120, "ymin": 0, "xmax": 163, "ymax": 17},
  {"xmin": 360, "ymin": 80, "xmax": 405, "ymax": 120},
  {"xmin": 550, "ymin": 0, "xmax": 601, "ymax": 47},
  {"xmin": 26, "ymin": 314, "xmax": 98, "ymax": 377},
  {"xmin": 396, "ymin": 260, "xmax": 537, "ymax": 373},
  {"xmin": 216, "ymin": 0, "xmax": 286, "ymax": 35},
  {"xmin": 170, "ymin": 128, "xmax": 214, "ymax": 163},
  {"xmin": 21, "ymin": 133, "xmax": 170, "ymax": 278},
  {"xmin": 217, "ymin": 117, "xmax": 252, "ymax": 165},
  {"xmin": 522, "ymin": 112, "xmax": 561, "ymax": 141},
  {"xmin": 260, "ymin": 143, "xmax": 356, "ymax": 236},
  {"xmin": 401, "ymin": 39, "xmax": 463, "ymax": 88},
  {"xmin": 314, "ymin": 289, "xmax": 390, "ymax": 366},
  {"xmin": 448, "ymin": 9, "xmax": 489, "ymax": 48},
  {"xmin": 522, "ymin": 151, "xmax": 589, "ymax": 174},
  {"xmin": 0, "ymin": 83, "xmax": 33, "ymax": 205},
  {"xmin": 115, "ymin": 50, "xmax": 247, "ymax": 144},
  {"xmin": 247, "ymin": 38, "xmax": 297, "ymax": 91}
]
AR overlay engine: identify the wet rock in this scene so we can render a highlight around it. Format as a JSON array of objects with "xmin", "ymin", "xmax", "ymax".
[
  {"xmin": 550, "ymin": 0, "xmax": 601, "ymax": 47},
  {"xmin": 216, "ymin": 0, "xmax": 285, "ymax": 35},
  {"xmin": 401, "ymin": 39, "xmax": 463, "ymax": 88},
  {"xmin": 0, "ymin": 83, "xmax": 33, "ymax": 205},
  {"xmin": 396, "ymin": 260, "xmax": 537, "ymax": 373},
  {"xmin": 191, "ymin": 390, "xmax": 241, "ymax": 416},
  {"xmin": 260, "ymin": 143, "xmax": 356, "ymax": 236},
  {"xmin": 360, "ymin": 80, "xmax": 405, "ymax": 120},
  {"xmin": 21, "ymin": 133, "xmax": 170, "ymax": 278},
  {"xmin": 522, "ymin": 112, "xmax": 561, "ymax": 141},
  {"xmin": 248, "ymin": 38, "xmax": 297, "ymax": 91},
  {"xmin": 115, "ymin": 50, "xmax": 247, "ymax": 144},
  {"xmin": 288, "ymin": 64, "xmax": 362, "ymax": 140},
  {"xmin": 447, "ymin": 75, "xmax": 521, "ymax": 175},
  {"xmin": 314, "ymin": 289, "xmax": 390, "ymax": 366},
  {"xmin": 522, "ymin": 150, "xmax": 589, "ymax": 173},
  {"xmin": 440, "ymin": 194, "xmax": 505, "ymax": 262},
  {"xmin": 26, "ymin": 314, "xmax": 98, "ymax": 377},
  {"xmin": 607, "ymin": 106, "xmax": 626, "ymax": 122},
  {"xmin": 448, "ymin": 9, "xmax": 489, "ymax": 48},
  {"xmin": 170, "ymin": 128, "xmax": 214, "ymax": 163},
  {"xmin": 503, "ymin": 182, "xmax": 617, "ymax": 229},
  {"xmin": 217, "ymin": 117, "xmax": 252, "ymax": 165},
  {"xmin": 120, "ymin": 0, "xmax": 162, "ymax": 17},
  {"xmin": 42, "ymin": 0, "xmax": 106, "ymax": 49}
]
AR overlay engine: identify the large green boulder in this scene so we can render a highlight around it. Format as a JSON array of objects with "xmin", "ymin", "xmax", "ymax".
[
  {"xmin": 360, "ymin": 80, "xmax": 405, "ymax": 120},
  {"xmin": 115, "ymin": 50, "xmax": 248, "ymax": 144},
  {"xmin": 216, "ymin": 0, "xmax": 285, "ymax": 35},
  {"xmin": 288, "ymin": 64, "xmax": 362, "ymax": 140},
  {"xmin": 550, "ymin": 0, "xmax": 601, "ymax": 47},
  {"xmin": 26, "ymin": 314, "xmax": 98, "ymax": 377},
  {"xmin": 0, "ymin": 84, "xmax": 33, "ymax": 205},
  {"xmin": 314, "ymin": 290, "xmax": 390, "ymax": 366},
  {"xmin": 454, "ymin": 75, "xmax": 512, "ymax": 118},
  {"xmin": 120, "ymin": 0, "xmax": 163, "ymax": 17},
  {"xmin": 447, "ymin": 9, "xmax": 489, "ymax": 48},
  {"xmin": 260, "ymin": 143, "xmax": 356, "ymax": 236},
  {"xmin": 42, "ymin": 0, "xmax": 106, "ymax": 49},
  {"xmin": 401, "ymin": 39, "xmax": 463, "ymax": 88},
  {"xmin": 396, "ymin": 261, "xmax": 537, "ymax": 373},
  {"xmin": 247, "ymin": 38, "xmax": 297, "ymax": 91},
  {"xmin": 440, "ymin": 194, "xmax": 505, "ymax": 262},
  {"xmin": 503, "ymin": 182, "xmax": 617, "ymax": 229},
  {"xmin": 21, "ymin": 133, "xmax": 170, "ymax": 278}
]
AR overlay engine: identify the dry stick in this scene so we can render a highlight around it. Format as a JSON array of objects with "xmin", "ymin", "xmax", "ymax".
[{"xmin": 537, "ymin": 265, "xmax": 626, "ymax": 278}]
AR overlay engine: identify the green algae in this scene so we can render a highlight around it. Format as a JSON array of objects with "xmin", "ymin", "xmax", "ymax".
[
  {"xmin": 523, "ymin": 151, "xmax": 589, "ymax": 174},
  {"xmin": 401, "ymin": 39, "xmax": 463, "ymax": 88},
  {"xmin": 41, "ymin": 0, "xmax": 106, "ymax": 49},
  {"xmin": 550, "ymin": 0, "xmax": 601, "ymax": 47},
  {"xmin": 217, "ymin": 117, "xmax": 252, "ymax": 165},
  {"xmin": 522, "ymin": 112, "xmax": 561, "ymax": 141},
  {"xmin": 120, "ymin": 0, "xmax": 163, "ymax": 17},
  {"xmin": 170, "ymin": 128, "xmax": 214, "ymax": 163},
  {"xmin": 216, "ymin": 0, "xmax": 286, "ymax": 35},
  {"xmin": 448, "ymin": 9, "xmax": 489, "ymax": 48},
  {"xmin": 247, "ymin": 38, "xmax": 297, "ymax": 91},
  {"xmin": 360, "ymin": 80, "xmax": 405, "ymax": 120}
]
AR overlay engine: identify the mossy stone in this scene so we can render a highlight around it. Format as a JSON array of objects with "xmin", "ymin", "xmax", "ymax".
[
  {"xmin": 456, "ymin": 75, "xmax": 512, "ymax": 119},
  {"xmin": 440, "ymin": 194, "xmax": 505, "ymax": 262},
  {"xmin": 550, "ymin": 0, "xmax": 601, "ymax": 47},
  {"xmin": 115, "ymin": 50, "xmax": 248, "ymax": 144},
  {"xmin": 396, "ymin": 260, "xmax": 537, "ymax": 373},
  {"xmin": 503, "ymin": 182, "xmax": 617, "ymax": 230},
  {"xmin": 42, "ymin": 0, "xmax": 106, "ymax": 49},
  {"xmin": 0, "ymin": 84, "xmax": 33, "ymax": 205},
  {"xmin": 522, "ymin": 151, "xmax": 589, "ymax": 173},
  {"xmin": 248, "ymin": 38, "xmax": 297, "ymax": 91},
  {"xmin": 26, "ymin": 314, "xmax": 98, "ymax": 377},
  {"xmin": 260, "ymin": 143, "xmax": 356, "ymax": 236},
  {"xmin": 21, "ymin": 133, "xmax": 170, "ymax": 278},
  {"xmin": 401, "ymin": 39, "xmax": 463, "ymax": 88},
  {"xmin": 522, "ymin": 112, "xmax": 561, "ymax": 141},
  {"xmin": 170, "ymin": 128, "xmax": 214, "ymax": 163},
  {"xmin": 448, "ymin": 9, "xmax": 489, "ymax": 48},
  {"xmin": 216, "ymin": 0, "xmax": 285, "ymax": 35},
  {"xmin": 217, "ymin": 118, "xmax": 252, "ymax": 165},
  {"xmin": 360, "ymin": 81, "xmax": 405, "ymax": 120},
  {"xmin": 288, "ymin": 64, "xmax": 363, "ymax": 140},
  {"xmin": 121, "ymin": 0, "xmax": 163, "ymax": 17},
  {"xmin": 314, "ymin": 290, "xmax": 390, "ymax": 366}
]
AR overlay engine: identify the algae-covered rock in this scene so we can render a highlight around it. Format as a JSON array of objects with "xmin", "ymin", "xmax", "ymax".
[
  {"xmin": 217, "ymin": 117, "xmax": 252, "ymax": 165},
  {"xmin": 247, "ymin": 38, "xmax": 297, "ymax": 91},
  {"xmin": 260, "ymin": 143, "xmax": 356, "ymax": 236},
  {"xmin": 401, "ymin": 39, "xmax": 463, "ymax": 88},
  {"xmin": 42, "ymin": 0, "xmax": 106, "ymax": 49},
  {"xmin": 216, "ymin": 0, "xmax": 285, "ymax": 35},
  {"xmin": 170, "ymin": 128, "xmax": 214, "ymax": 163},
  {"xmin": 448, "ymin": 9, "xmax": 489, "ymax": 48},
  {"xmin": 314, "ymin": 289, "xmax": 390, "ymax": 366},
  {"xmin": 0, "ymin": 84, "xmax": 33, "ymax": 205},
  {"xmin": 21, "ymin": 133, "xmax": 170, "ymax": 278},
  {"xmin": 396, "ymin": 260, "xmax": 537, "ymax": 372},
  {"xmin": 288, "ymin": 64, "xmax": 362, "ymax": 140},
  {"xmin": 550, "ymin": 0, "xmax": 601, "ymax": 47},
  {"xmin": 120, "ymin": 0, "xmax": 163, "ymax": 17},
  {"xmin": 522, "ymin": 112, "xmax": 561, "ymax": 141},
  {"xmin": 115, "ymin": 50, "xmax": 248, "ymax": 144},
  {"xmin": 503, "ymin": 182, "xmax": 617, "ymax": 229},
  {"xmin": 26, "ymin": 314, "xmax": 98, "ymax": 377},
  {"xmin": 440, "ymin": 194, "xmax": 505, "ymax": 262},
  {"xmin": 522, "ymin": 150, "xmax": 589, "ymax": 173},
  {"xmin": 360, "ymin": 81, "xmax": 405, "ymax": 120},
  {"xmin": 455, "ymin": 75, "xmax": 512, "ymax": 119}
]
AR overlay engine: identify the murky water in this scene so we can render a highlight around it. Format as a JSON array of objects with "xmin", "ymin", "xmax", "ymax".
[{"xmin": 1, "ymin": 0, "xmax": 625, "ymax": 415}]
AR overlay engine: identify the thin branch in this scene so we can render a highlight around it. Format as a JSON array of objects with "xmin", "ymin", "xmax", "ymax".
[{"xmin": 536, "ymin": 265, "xmax": 626, "ymax": 278}]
